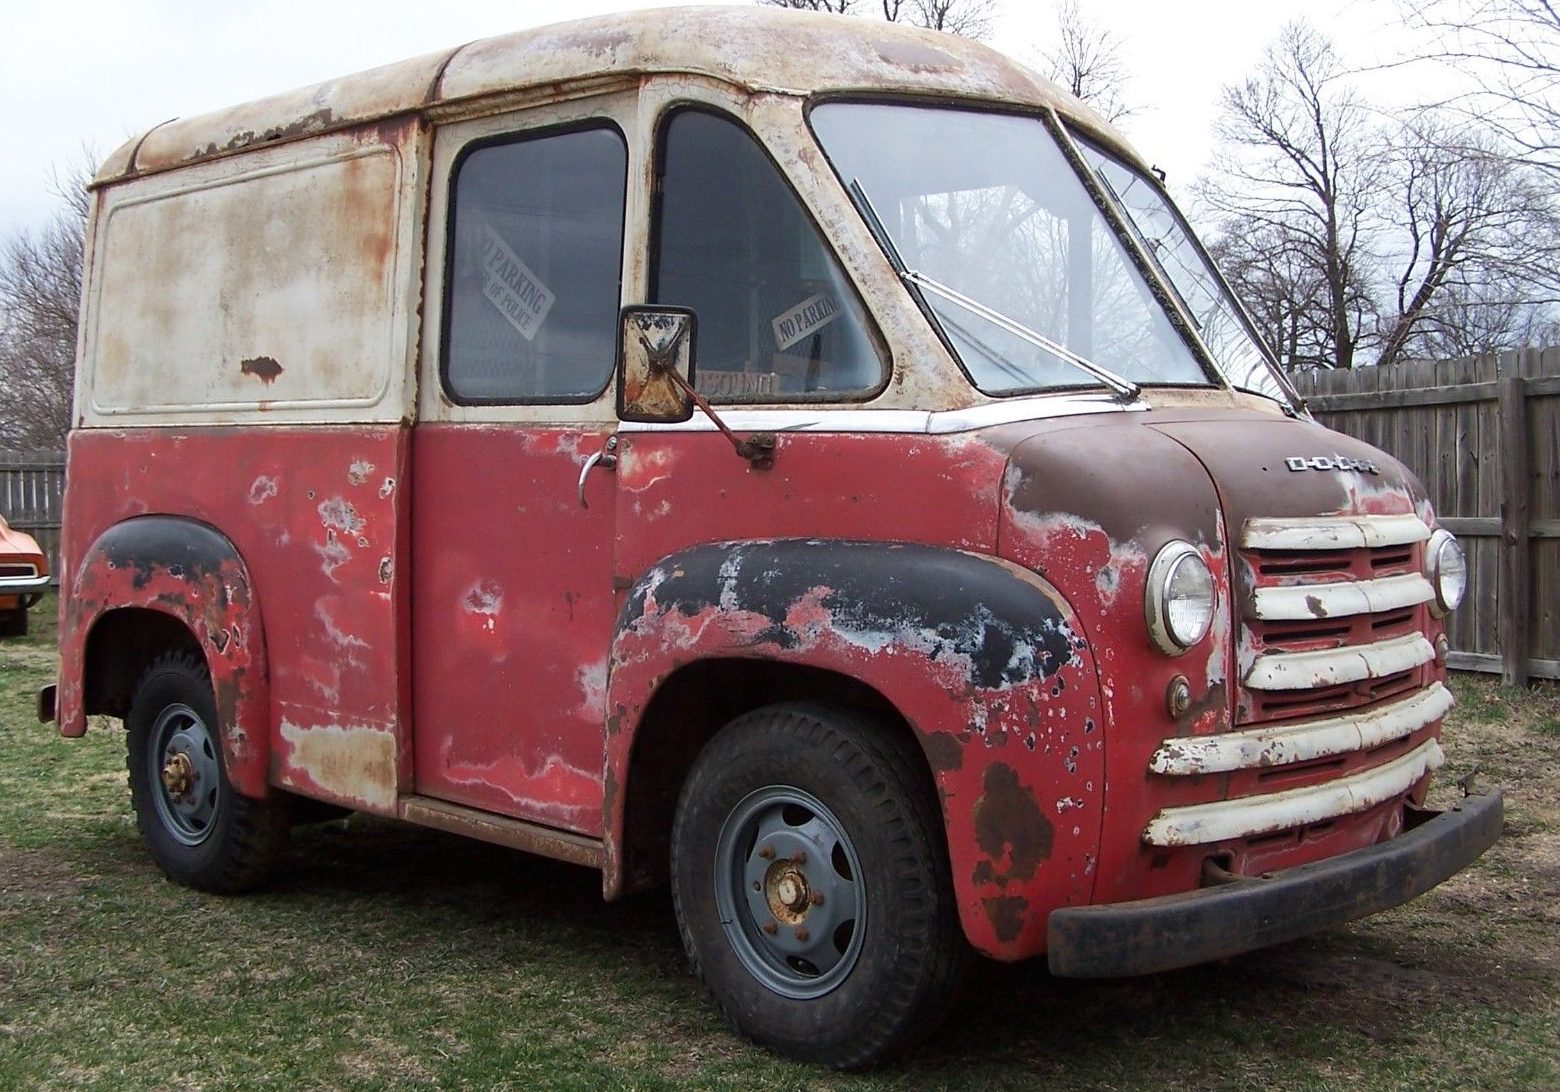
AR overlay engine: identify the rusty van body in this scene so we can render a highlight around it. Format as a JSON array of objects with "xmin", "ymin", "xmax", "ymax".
[{"xmin": 49, "ymin": 6, "xmax": 1500, "ymax": 1068}]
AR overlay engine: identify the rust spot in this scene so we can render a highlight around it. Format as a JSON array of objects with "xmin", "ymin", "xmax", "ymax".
[
  {"xmin": 982, "ymin": 894, "xmax": 1028, "ymax": 943},
  {"xmin": 1305, "ymin": 594, "xmax": 1328, "ymax": 618},
  {"xmin": 923, "ymin": 731, "xmax": 963, "ymax": 773},
  {"xmin": 973, "ymin": 763, "xmax": 1053, "ymax": 883},
  {"xmin": 240, "ymin": 356, "xmax": 283, "ymax": 384}
]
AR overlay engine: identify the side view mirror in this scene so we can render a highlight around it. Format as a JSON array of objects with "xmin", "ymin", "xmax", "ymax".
[{"xmin": 617, "ymin": 306, "xmax": 697, "ymax": 423}]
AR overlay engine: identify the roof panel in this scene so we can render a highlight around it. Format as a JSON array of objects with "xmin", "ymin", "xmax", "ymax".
[{"xmin": 96, "ymin": 5, "xmax": 1134, "ymax": 186}]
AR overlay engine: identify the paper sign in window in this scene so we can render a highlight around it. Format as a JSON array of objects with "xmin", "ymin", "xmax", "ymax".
[
  {"xmin": 479, "ymin": 225, "xmax": 555, "ymax": 341},
  {"xmin": 771, "ymin": 292, "xmax": 840, "ymax": 351}
]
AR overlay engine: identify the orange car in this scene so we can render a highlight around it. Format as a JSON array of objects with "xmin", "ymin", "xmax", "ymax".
[{"xmin": 0, "ymin": 514, "xmax": 48, "ymax": 638}]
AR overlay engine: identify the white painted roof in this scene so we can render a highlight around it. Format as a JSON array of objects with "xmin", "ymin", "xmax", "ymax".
[{"xmin": 96, "ymin": 5, "xmax": 1132, "ymax": 185}]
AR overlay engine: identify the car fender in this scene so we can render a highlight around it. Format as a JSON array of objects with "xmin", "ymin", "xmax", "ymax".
[
  {"xmin": 58, "ymin": 516, "xmax": 271, "ymax": 798},
  {"xmin": 602, "ymin": 538, "xmax": 1107, "ymax": 959}
]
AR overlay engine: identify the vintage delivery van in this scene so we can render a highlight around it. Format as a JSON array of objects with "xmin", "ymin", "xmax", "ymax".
[{"xmin": 48, "ymin": 5, "xmax": 1502, "ymax": 1068}]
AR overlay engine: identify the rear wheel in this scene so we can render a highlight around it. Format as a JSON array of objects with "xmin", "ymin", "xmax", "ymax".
[
  {"xmin": 126, "ymin": 652, "xmax": 285, "ymax": 892},
  {"xmin": 671, "ymin": 703, "xmax": 962, "ymax": 1069}
]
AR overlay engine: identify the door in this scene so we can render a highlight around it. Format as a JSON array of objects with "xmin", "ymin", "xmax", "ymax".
[{"xmin": 411, "ymin": 112, "xmax": 631, "ymax": 836}]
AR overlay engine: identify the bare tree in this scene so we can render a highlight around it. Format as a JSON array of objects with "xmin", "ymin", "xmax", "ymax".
[
  {"xmin": 1374, "ymin": 118, "xmax": 1559, "ymax": 364},
  {"xmin": 1036, "ymin": 0, "xmax": 1135, "ymax": 123},
  {"xmin": 1195, "ymin": 19, "xmax": 1560, "ymax": 369},
  {"xmin": 760, "ymin": 0, "xmax": 858, "ymax": 12},
  {"xmin": 0, "ymin": 161, "xmax": 91, "ymax": 451},
  {"xmin": 1199, "ymin": 23, "xmax": 1378, "ymax": 368},
  {"xmin": 757, "ymin": 0, "xmax": 994, "ymax": 38},
  {"xmin": 1400, "ymin": 1, "xmax": 1560, "ymax": 177},
  {"xmin": 908, "ymin": 0, "xmax": 994, "ymax": 38}
]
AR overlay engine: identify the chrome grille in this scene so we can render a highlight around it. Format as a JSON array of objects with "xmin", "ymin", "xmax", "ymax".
[
  {"xmin": 1140, "ymin": 514, "xmax": 1447, "ymax": 850},
  {"xmin": 1237, "ymin": 515, "xmax": 1434, "ymax": 725}
]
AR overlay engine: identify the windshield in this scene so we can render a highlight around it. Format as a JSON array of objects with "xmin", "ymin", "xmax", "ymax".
[
  {"xmin": 1070, "ymin": 136, "xmax": 1290, "ymax": 402},
  {"xmin": 810, "ymin": 102, "xmax": 1211, "ymax": 396}
]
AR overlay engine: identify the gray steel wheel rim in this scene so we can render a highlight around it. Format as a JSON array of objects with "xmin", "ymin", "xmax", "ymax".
[
  {"xmin": 713, "ymin": 785, "xmax": 866, "ymax": 1000},
  {"xmin": 148, "ymin": 702, "xmax": 223, "ymax": 847}
]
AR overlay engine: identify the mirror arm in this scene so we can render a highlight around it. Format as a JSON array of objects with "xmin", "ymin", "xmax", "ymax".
[{"xmin": 657, "ymin": 364, "xmax": 776, "ymax": 469}]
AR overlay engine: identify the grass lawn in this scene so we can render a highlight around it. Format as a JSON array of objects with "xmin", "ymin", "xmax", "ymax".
[{"xmin": 2, "ymin": 594, "xmax": 1556, "ymax": 1090}]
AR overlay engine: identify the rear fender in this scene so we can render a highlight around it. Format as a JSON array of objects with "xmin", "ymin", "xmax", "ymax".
[
  {"xmin": 59, "ymin": 516, "xmax": 270, "ymax": 798},
  {"xmin": 602, "ymin": 539, "xmax": 1107, "ymax": 959}
]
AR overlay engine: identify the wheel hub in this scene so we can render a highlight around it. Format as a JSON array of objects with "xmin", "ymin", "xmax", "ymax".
[
  {"xmin": 161, "ymin": 752, "xmax": 195, "ymax": 798},
  {"xmin": 765, "ymin": 860, "xmax": 813, "ymax": 924},
  {"xmin": 147, "ymin": 704, "xmax": 223, "ymax": 847}
]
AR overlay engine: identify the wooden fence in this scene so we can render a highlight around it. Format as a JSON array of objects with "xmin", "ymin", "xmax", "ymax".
[
  {"xmin": 1291, "ymin": 347, "xmax": 1560, "ymax": 685},
  {"xmin": 0, "ymin": 451, "xmax": 65, "ymax": 587}
]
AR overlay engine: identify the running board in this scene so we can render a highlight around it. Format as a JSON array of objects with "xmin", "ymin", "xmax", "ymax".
[{"xmin": 399, "ymin": 796, "xmax": 605, "ymax": 870}]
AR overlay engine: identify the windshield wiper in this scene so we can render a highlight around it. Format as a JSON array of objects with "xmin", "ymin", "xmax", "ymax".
[
  {"xmin": 847, "ymin": 179, "xmax": 1141, "ymax": 403},
  {"xmin": 903, "ymin": 271, "xmax": 1141, "ymax": 401}
]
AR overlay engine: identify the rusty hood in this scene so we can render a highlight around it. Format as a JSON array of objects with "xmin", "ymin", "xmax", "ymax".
[
  {"xmin": 1143, "ymin": 408, "xmax": 1432, "ymax": 532},
  {"xmin": 997, "ymin": 406, "xmax": 1429, "ymax": 560}
]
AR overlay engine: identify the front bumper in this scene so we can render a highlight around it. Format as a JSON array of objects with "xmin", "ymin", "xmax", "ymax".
[{"xmin": 1047, "ymin": 791, "xmax": 1503, "ymax": 977}]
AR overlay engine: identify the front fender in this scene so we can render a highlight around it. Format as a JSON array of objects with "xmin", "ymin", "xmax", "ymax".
[
  {"xmin": 602, "ymin": 539, "xmax": 1106, "ymax": 960},
  {"xmin": 59, "ymin": 516, "xmax": 270, "ymax": 798}
]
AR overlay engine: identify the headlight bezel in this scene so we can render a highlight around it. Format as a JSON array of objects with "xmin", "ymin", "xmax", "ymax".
[
  {"xmin": 1426, "ymin": 527, "xmax": 1467, "ymax": 617},
  {"xmin": 1145, "ymin": 540, "xmax": 1216, "ymax": 656}
]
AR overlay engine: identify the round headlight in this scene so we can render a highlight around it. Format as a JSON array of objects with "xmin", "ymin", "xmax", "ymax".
[
  {"xmin": 1146, "ymin": 541, "xmax": 1215, "ymax": 655},
  {"xmin": 1427, "ymin": 528, "xmax": 1467, "ymax": 616}
]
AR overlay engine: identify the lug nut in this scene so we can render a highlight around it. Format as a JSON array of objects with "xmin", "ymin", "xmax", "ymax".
[
  {"xmin": 762, "ymin": 922, "xmax": 778, "ymax": 935},
  {"xmin": 757, "ymin": 845, "xmax": 775, "ymax": 860},
  {"xmin": 809, "ymin": 891, "xmax": 825, "ymax": 907},
  {"xmin": 789, "ymin": 850, "xmax": 807, "ymax": 865},
  {"xmin": 794, "ymin": 927, "xmax": 810, "ymax": 942}
]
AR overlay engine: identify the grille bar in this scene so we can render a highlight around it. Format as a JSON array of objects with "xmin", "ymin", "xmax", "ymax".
[
  {"xmin": 1242, "ymin": 514, "xmax": 1430, "ymax": 551},
  {"xmin": 1151, "ymin": 683, "xmax": 1453, "ymax": 776},
  {"xmin": 1251, "ymin": 573, "xmax": 1433, "ymax": 622},
  {"xmin": 1142, "ymin": 739, "xmax": 1444, "ymax": 847},
  {"xmin": 1246, "ymin": 633, "xmax": 1434, "ymax": 692}
]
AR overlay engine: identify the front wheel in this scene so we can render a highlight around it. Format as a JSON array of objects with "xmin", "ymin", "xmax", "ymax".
[
  {"xmin": 126, "ymin": 652, "xmax": 285, "ymax": 892},
  {"xmin": 671, "ymin": 703, "xmax": 962, "ymax": 1069}
]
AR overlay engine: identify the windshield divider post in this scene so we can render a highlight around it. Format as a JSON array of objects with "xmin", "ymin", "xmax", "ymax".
[{"xmin": 1043, "ymin": 108, "xmax": 1232, "ymax": 392}]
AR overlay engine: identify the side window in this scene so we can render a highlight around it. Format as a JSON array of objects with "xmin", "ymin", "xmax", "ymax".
[
  {"xmin": 443, "ymin": 125, "xmax": 627, "ymax": 403},
  {"xmin": 652, "ymin": 110, "xmax": 884, "ymax": 401}
]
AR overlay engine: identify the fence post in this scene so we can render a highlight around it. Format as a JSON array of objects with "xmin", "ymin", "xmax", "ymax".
[{"xmin": 1497, "ymin": 363, "xmax": 1531, "ymax": 687}]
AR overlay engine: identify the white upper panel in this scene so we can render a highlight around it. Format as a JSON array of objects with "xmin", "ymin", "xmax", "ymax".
[{"xmin": 80, "ymin": 127, "xmax": 423, "ymax": 426}]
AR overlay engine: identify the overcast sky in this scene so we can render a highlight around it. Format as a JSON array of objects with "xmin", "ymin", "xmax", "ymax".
[{"xmin": 3, "ymin": 0, "xmax": 1421, "ymax": 240}]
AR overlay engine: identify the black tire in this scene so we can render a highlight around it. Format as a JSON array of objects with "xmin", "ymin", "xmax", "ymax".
[
  {"xmin": 0, "ymin": 607, "xmax": 26, "ymax": 639},
  {"xmin": 126, "ymin": 651, "xmax": 286, "ymax": 893},
  {"xmin": 670, "ymin": 703, "xmax": 963, "ymax": 1069}
]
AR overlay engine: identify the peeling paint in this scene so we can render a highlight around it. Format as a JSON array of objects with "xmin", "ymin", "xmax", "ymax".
[
  {"xmin": 248, "ymin": 476, "xmax": 278, "ymax": 505},
  {"xmin": 438, "ymin": 746, "xmax": 601, "ymax": 828},
  {"xmin": 463, "ymin": 580, "xmax": 502, "ymax": 628},
  {"xmin": 318, "ymin": 497, "xmax": 366, "ymax": 538},
  {"xmin": 279, "ymin": 720, "xmax": 398, "ymax": 811}
]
